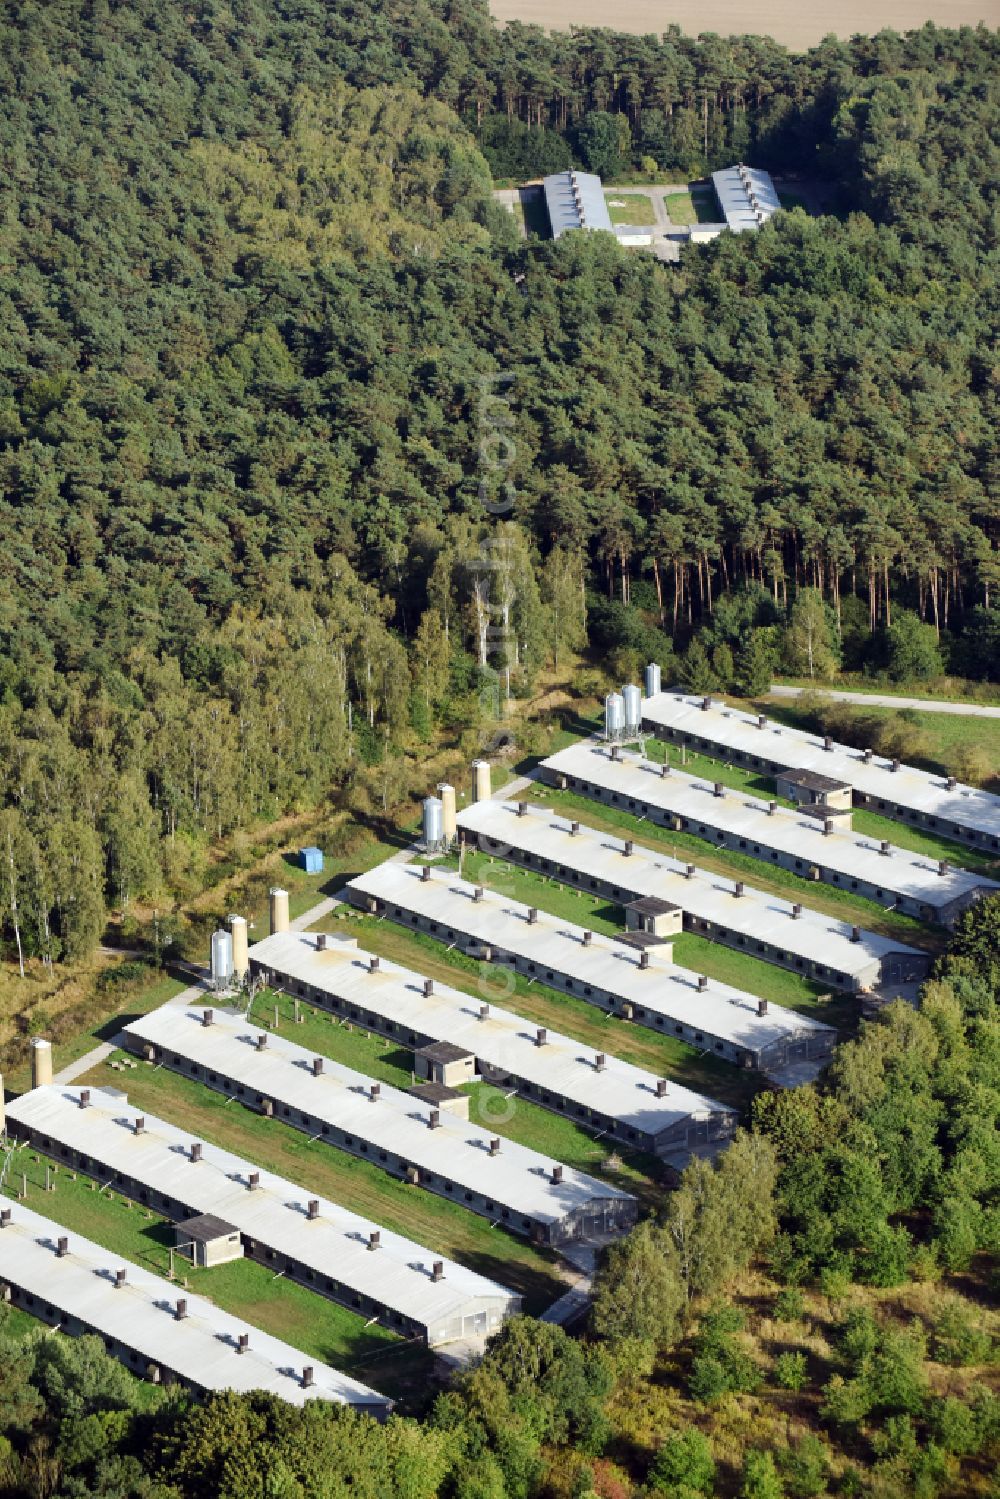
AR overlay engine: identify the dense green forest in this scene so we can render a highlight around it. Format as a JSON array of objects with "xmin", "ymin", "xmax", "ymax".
[
  {"xmin": 1, "ymin": 899, "xmax": 997, "ymax": 1497},
  {"xmin": 0, "ymin": 7, "xmax": 998, "ymax": 1491},
  {"xmin": 0, "ymin": 0, "xmax": 998, "ymax": 965}
]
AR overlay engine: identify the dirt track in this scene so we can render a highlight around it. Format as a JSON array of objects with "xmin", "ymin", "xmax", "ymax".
[{"xmin": 488, "ymin": 0, "xmax": 994, "ymax": 53}]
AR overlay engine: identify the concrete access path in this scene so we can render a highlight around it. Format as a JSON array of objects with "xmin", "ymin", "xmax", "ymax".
[{"xmin": 769, "ymin": 684, "xmax": 1000, "ymax": 718}]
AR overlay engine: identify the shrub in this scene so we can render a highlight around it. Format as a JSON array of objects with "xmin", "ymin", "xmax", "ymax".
[
  {"xmin": 649, "ymin": 1427, "xmax": 716, "ymax": 1495},
  {"xmin": 776, "ymin": 1434, "xmax": 829, "ymax": 1498},
  {"xmin": 929, "ymin": 1296, "xmax": 994, "ymax": 1367},
  {"xmin": 773, "ymin": 1288, "xmax": 805, "ymax": 1323},
  {"xmin": 819, "ymin": 1375, "xmax": 872, "ymax": 1430},
  {"xmin": 774, "ymin": 1351, "xmax": 808, "ymax": 1392},
  {"xmin": 740, "ymin": 1449, "xmax": 785, "ymax": 1499},
  {"xmin": 950, "ymin": 743, "xmax": 995, "ymax": 788},
  {"xmin": 688, "ymin": 1307, "xmax": 760, "ymax": 1404},
  {"xmin": 927, "ymin": 1396, "xmax": 977, "ymax": 1456}
]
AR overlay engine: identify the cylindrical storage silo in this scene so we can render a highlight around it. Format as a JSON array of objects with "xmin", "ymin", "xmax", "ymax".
[
  {"xmin": 604, "ymin": 693, "xmax": 624, "ymax": 741},
  {"xmin": 210, "ymin": 929, "xmax": 234, "ymax": 989},
  {"xmin": 437, "ymin": 783, "xmax": 457, "ymax": 844},
  {"xmin": 423, "ymin": 796, "xmax": 444, "ymax": 851},
  {"xmin": 644, "ymin": 661, "xmax": 661, "ymax": 700},
  {"xmin": 31, "ymin": 1038, "xmax": 53, "ymax": 1090},
  {"xmin": 269, "ymin": 887, "xmax": 290, "ymax": 936},
  {"xmin": 229, "ymin": 915, "xmax": 249, "ymax": 980},
  {"xmin": 622, "ymin": 684, "xmax": 642, "ymax": 734},
  {"xmin": 472, "ymin": 760, "xmax": 491, "ymax": 803}
]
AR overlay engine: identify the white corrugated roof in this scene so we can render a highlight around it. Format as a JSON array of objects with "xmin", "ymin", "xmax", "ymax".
[
  {"xmin": 7, "ymin": 1084, "xmax": 518, "ymax": 1338},
  {"xmin": 341, "ymin": 864, "xmax": 829, "ymax": 1059},
  {"xmin": 641, "ymin": 692, "xmax": 1000, "ymax": 843},
  {"xmin": 118, "ymin": 1007, "xmax": 625, "ymax": 1229},
  {"xmin": 711, "ymin": 165, "xmax": 780, "ymax": 232},
  {"xmin": 253, "ymin": 925, "xmax": 735, "ymax": 1135},
  {"xmin": 0, "ymin": 1198, "xmax": 389, "ymax": 1410},
  {"xmin": 543, "ymin": 741, "xmax": 997, "ymax": 912},
  {"xmin": 543, "ymin": 171, "xmax": 613, "ymax": 238},
  {"xmin": 455, "ymin": 801, "xmax": 925, "ymax": 986}
]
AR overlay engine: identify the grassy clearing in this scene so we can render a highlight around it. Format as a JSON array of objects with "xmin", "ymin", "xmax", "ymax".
[
  {"xmin": 262, "ymin": 830, "xmax": 407, "ymax": 928},
  {"xmin": 455, "ymin": 847, "xmax": 844, "ymax": 1022},
  {"xmin": 334, "ymin": 907, "xmax": 762, "ymax": 1115},
  {"xmin": 531, "ymin": 783, "xmax": 938, "ymax": 952},
  {"xmin": 72, "ymin": 1053, "xmax": 565, "ymax": 1317},
  {"xmin": 464, "ymin": 1082, "xmax": 662, "ymax": 1210},
  {"xmin": 850, "ymin": 807, "xmax": 1000, "ymax": 878},
  {"xmin": 254, "ymin": 992, "xmax": 660, "ymax": 1203},
  {"xmin": 663, "ymin": 191, "xmax": 699, "ymax": 224},
  {"xmin": 0, "ymin": 1303, "xmax": 43, "ymax": 1340},
  {"xmin": 645, "ymin": 717, "xmax": 997, "ymax": 879},
  {"xmin": 1, "ymin": 1147, "xmax": 434, "ymax": 1401},
  {"xmin": 605, "ymin": 192, "xmax": 656, "ymax": 225},
  {"xmin": 664, "ymin": 185, "xmax": 717, "ymax": 224},
  {"xmin": 759, "ymin": 696, "xmax": 1000, "ymax": 782},
  {"xmin": 639, "ymin": 734, "xmax": 794, "ymax": 801},
  {"xmin": 455, "ymin": 847, "xmax": 625, "ymax": 935},
  {"xmin": 252, "ymin": 990, "xmax": 417, "ymax": 1089}
]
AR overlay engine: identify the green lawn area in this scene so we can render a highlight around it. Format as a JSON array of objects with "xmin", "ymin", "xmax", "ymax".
[
  {"xmin": 605, "ymin": 192, "xmax": 656, "ymax": 225},
  {"xmin": 759, "ymin": 697, "xmax": 999, "ymax": 782},
  {"xmin": 0, "ymin": 1302, "xmax": 46, "ymax": 1341},
  {"xmin": 664, "ymin": 186, "xmax": 717, "ymax": 224},
  {"xmin": 254, "ymin": 991, "xmax": 659, "ymax": 1201},
  {"xmin": 455, "ymin": 848, "xmax": 841, "ymax": 1019},
  {"xmin": 642, "ymin": 711, "xmax": 996, "ymax": 880},
  {"xmin": 457, "ymin": 848, "xmax": 624, "ymax": 936},
  {"xmin": 72, "ymin": 1053, "xmax": 565, "ymax": 1318},
  {"xmin": 2, "ymin": 1147, "xmax": 433, "ymax": 1402},
  {"xmin": 251, "ymin": 990, "xmax": 417, "ymax": 1089},
  {"xmin": 640, "ymin": 735, "xmax": 794, "ymax": 802},
  {"xmin": 850, "ymin": 808, "xmax": 1000, "ymax": 879},
  {"xmin": 530, "ymin": 784, "xmax": 937, "ymax": 952},
  {"xmin": 334, "ymin": 907, "xmax": 768, "ymax": 1116},
  {"xmin": 269, "ymin": 831, "xmax": 408, "ymax": 928}
]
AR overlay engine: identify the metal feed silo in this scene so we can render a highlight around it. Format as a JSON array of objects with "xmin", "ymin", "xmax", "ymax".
[
  {"xmin": 210, "ymin": 929, "xmax": 234, "ymax": 989},
  {"xmin": 644, "ymin": 661, "xmax": 661, "ymax": 699},
  {"xmin": 622, "ymin": 684, "xmax": 642, "ymax": 734},
  {"xmin": 472, "ymin": 760, "xmax": 491, "ymax": 803},
  {"xmin": 422, "ymin": 796, "xmax": 444, "ymax": 851},
  {"xmin": 604, "ymin": 692, "xmax": 624, "ymax": 741},
  {"xmin": 437, "ymin": 783, "xmax": 457, "ymax": 843}
]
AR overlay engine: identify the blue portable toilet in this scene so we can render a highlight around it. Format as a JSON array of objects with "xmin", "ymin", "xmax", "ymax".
[{"xmin": 299, "ymin": 846, "xmax": 324, "ymax": 874}]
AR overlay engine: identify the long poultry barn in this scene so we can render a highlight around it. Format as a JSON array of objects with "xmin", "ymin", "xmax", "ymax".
[
  {"xmin": 454, "ymin": 800, "xmax": 930, "ymax": 991},
  {"xmin": 6, "ymin": 1084, "xmax": 521, "ymax": 1345},
  {"xmin": 639, "ymin": 691, "xmax": 1000, "ymax": 854},
  {"xmin": 0, "ymin": 1199, "xmax": 392, "ymax": 1412},
  {"xmin": 118, "ymin": 1006, "xmax": 635, "ymax": 1245},
  {"xmin": 541, "ymin": 740, "xmax": 997, "ymax": 926},
  {"xmin": 340, "ymin": 863, "xmax": 834, "ymax": 1073},
  {"xmin": 247, "ymin": 932, "xmax": 737, "ymax": 1159}
]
